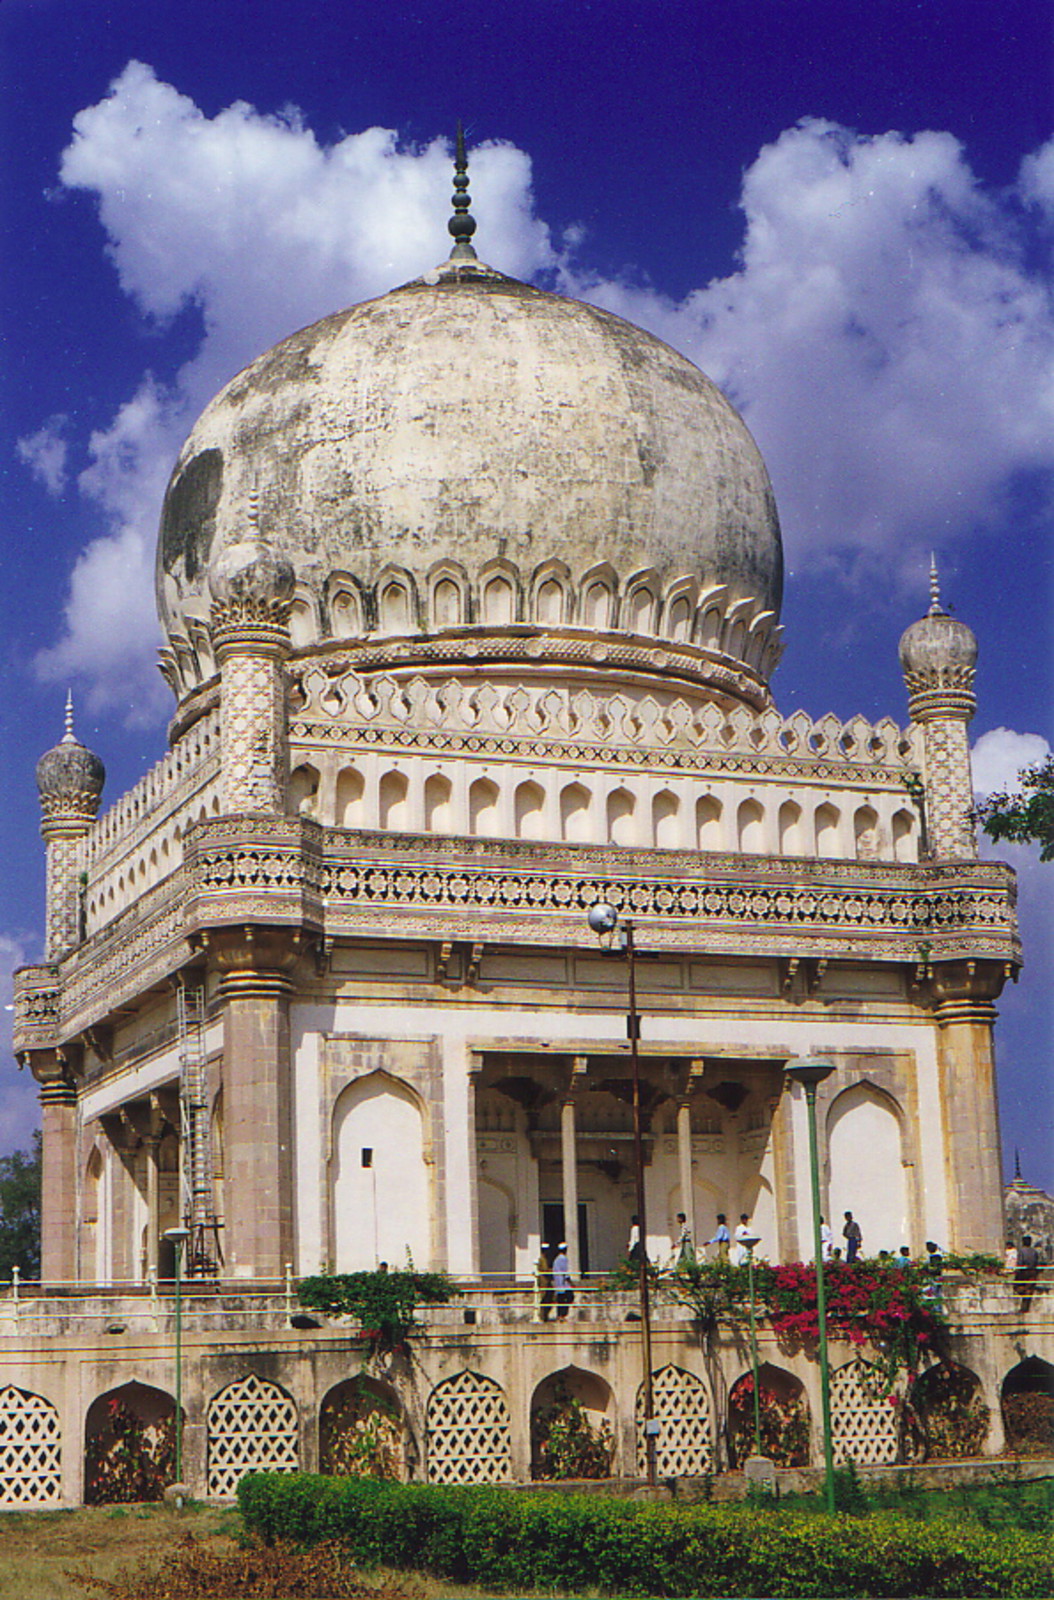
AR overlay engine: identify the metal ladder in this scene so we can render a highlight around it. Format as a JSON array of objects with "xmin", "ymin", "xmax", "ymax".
[{"xmin": 177, "ymin": 981, "xmax": 221, "ymax": 1275}]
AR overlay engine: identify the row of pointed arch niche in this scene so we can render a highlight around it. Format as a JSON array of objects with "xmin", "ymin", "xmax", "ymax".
[
  {"xmin": 289, "ymin": 755, "xmax": 919, "ymax": 862},
  {"xmin": 82, "ymin": 789, "xmax": 222, "ymax": 938},
  {"xmin": 279, "ymin": 562, "xmax": 781, "ymax": 669},
  {"xmin": 2, "ymin": 1353, "xmax": 1030, "ymax": 1506}
]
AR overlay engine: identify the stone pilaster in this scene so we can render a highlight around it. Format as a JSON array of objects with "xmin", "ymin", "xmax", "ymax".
[
  {"xmin": 30, "ymin": 1053, "xmax": 79, "ymax": 1283},
  {"xmin": 930, "ymin": 960, "xmax": 1007, "ymax": 1252},
  {"xmin": 213, "ymin": 928, "xmax": 299, "ymax": 1278}
]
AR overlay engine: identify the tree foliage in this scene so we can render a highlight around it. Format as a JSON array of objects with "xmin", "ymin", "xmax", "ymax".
[
  {"xmin": 974, "ymin": 755, "xmax": 1054, "ymax": 860},
  {"xmin": 297, "ymin": 1269, "xmax": 459, "ymax": 1354},
  {"xmin": 0, "ymin": 1132, "xmax": 41, "ymax": 1280}
]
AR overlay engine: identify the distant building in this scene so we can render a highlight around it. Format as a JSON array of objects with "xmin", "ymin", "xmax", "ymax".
[
  {"xmin": 9, "ymin": 145, "xmax": 1041, "ymax": 1506},
  {"xmin": 1005, "ymin": 1162, "xmax": 1054, "ymax": 1263}
]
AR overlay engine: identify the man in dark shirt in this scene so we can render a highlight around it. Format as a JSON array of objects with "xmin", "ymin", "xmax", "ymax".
[{"xmin": 1016, "ymin": 1235, "xmax": 1040, "ymax": 1313}]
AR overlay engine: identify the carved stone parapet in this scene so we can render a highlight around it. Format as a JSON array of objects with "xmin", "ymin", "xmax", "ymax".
[
  {"xmin": 183, "ymin": 815, "xmax": 325, "ymax": 936},
  {"xmin": 12, "ymin": 967, "xmax": 61, "ymax": 1053}
]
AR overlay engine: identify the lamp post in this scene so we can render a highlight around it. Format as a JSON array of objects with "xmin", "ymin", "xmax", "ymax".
[
  {"xmin": 588, "ymin": 903, "xmax": 657, "ymax": 1487},
  {"xmin": 783, "ymin": 1058, "xmax": 835, "ymax": 1513},
  {"xmin": 163, "ymin": 1226, "xmax": 190, "ymax": 1491},
  {"xmin": 739, "ymin": 1230, "xmax": 763, "ymax": 1459}
]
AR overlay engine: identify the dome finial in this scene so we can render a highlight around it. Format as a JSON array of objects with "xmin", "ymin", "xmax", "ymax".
[
  {"xmin": 447, "ymin": 121, "xmax": 478, "ymax": 260},
  {"xmin": 62, "ymin": 690, "xmax": 76, "ymax": 745},
  {"xmin": 928, "ymin": 553, "xmax": 944, "ymax": 617}
]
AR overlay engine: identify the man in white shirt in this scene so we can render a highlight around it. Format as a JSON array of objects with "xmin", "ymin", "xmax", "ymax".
[{"xmin": 732, "ymin": 1214, "xmax": 755, "ymax": 1266}]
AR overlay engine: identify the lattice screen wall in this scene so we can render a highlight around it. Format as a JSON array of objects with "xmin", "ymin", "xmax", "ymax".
[
  {"xmin": 830, "ymin": 1358, "xmax": 900, "ymax": 1464},
  {"xmin": 0, "ymin": 1385, "xmax": 61, "ymax": 1507},
  {"xmin": 425, "ymin": 1370, "xmax": 512, "ymax": 1484},
  {"xmin": 636, "ymin": 1365, "xmax": 713, "ymax": 1477},
  {"xmin": 206, "ymin": 1373, "xmax": 299, "ymax": 1497}
]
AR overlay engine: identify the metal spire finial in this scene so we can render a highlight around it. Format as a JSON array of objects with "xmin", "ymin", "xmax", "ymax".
[
  {"xmin": 62, "ymin": 690, "xmax": 76, "ymax": 745},
  {"xmin": 927, "ymin": 553, "xmax": 944, "ymax": 617},
  {"xmin": 1014, "ymin": 1147, "xmax": 1022, "ymax": 1182},
  {"xmin": 447, "ymin": 121, "xmax": 478, "ymax": 260}
]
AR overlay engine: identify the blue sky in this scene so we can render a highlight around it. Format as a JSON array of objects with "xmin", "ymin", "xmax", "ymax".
[{"xmin": 2, "ymin": 0, "xmax": 1052, "ymax": 1185}]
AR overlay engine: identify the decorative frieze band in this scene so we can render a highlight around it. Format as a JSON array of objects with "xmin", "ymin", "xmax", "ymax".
[{"xmin": 19, "ymin": 819, "xmax": 1019, "ymax": 1044}]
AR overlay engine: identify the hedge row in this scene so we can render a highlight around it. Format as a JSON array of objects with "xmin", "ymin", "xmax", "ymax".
[{"xmin": 237, "ymin": 1473, "xmax": 1054, "ymax": 1597}]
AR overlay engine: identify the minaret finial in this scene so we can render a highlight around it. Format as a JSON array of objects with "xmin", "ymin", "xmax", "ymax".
[
  {"xmin": 447, "ymin": 121, "xmax": 478, "ymax": 261},
  {"xmin": 62, "ymin": 690, "xmax": 75, "ymax": 745},
  {"xmin": 1014, "ymin": 1147, "xmax": 1022, "ymax": 1182},
  {"xmin": 928, "ymin": 553, "xmax": 944, "ymax": 617}
]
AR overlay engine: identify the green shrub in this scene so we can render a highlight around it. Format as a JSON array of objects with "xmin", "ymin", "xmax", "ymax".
[{"xmin": 237, "ymin": 1473, "xmax": 1054, "ymax": 1596}]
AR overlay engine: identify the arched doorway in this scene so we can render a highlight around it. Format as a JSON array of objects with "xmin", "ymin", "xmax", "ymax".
[
  {"xmin": 1001, "ymin": 1356, "xmax": 1054, "ymax": 1455},
  {"xmin": 727, "ymin": 1362, "xmax": 809, "ymax": 1467},
  {"xmin": 828, "ymin": 1083, "xmax": 908, "ymax": 1254},
  {"xmin": 84, "ymin": 1381, "xmax": 177, "ymax": 1503},
  {"xmin": 530, "ymin": 1367, "xmax": 614, "ymax": 1479},
  {"xmin": 906, "ymin": 1361, "xmax": 988, "ymax": 1460},
  {"xmin": 319, "ymin": 1375, "xmax": 415, "ymax": 1480}
]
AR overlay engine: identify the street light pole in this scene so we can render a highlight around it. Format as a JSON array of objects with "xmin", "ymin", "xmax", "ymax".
[
  {"xmin": 739, "ymin": 1231, "xmax": 763, "ymax": 1459},
  {"xmin": 783, "ymin": 1059, "xmax": 836, "ymax": 1514},
  {"xmin": 164, "ymin": 1225, "xmax": 190, "ymax": 1492},
  {"xmin": 588, "ymin": 904, "xmax": 657, "ymax": 1487}
]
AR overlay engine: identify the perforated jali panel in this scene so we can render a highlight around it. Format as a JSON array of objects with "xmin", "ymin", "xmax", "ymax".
[
  {"xmin": 0, "ymin": 1385, "xmax": 61, "ymax": 1506},
  {"xmin": 636, "ymin": 1365, "xmax": 712, "ymax": 1477},
  {"xmin": 831, "ymin": 1358, "xmax": 900, "ymax": 1464},
  {"xmin": 425, "ymin": 1370, "xmax": 511, "ymax": 1484},
  {"xmin": 206, "ymin": 1373, "xmax": 299, "ymax": 1497}
]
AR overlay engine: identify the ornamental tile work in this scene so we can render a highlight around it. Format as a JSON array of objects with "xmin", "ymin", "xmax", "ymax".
[
  {"xmin": 221, "ymin": 655, "xmax": 287, "ymax": 813},
  {"xmin": 922, "ymin": 719, "xmax": 977, "ymax": 860}
]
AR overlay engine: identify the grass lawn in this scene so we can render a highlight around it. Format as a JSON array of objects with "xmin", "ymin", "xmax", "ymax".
[{"xmin": 0, "ymin": 1503, "xmax": 241, "ymax": 1600}]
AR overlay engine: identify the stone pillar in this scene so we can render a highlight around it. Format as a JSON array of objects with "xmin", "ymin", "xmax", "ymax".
[
  {"xmin": 214, "ymin": 929, "xmax": 299, "ymax": 1278},
  {"xmin": 676, "ymin": 1101, "xmax": 695, "ymax": 1253},
  {"xmin": 143, "ymin": 1136, "xmax": 161, "ymax": 1278},
  {"xmin": 931, "ymin": 961, "xmax": 1007, "ymax": 1253},
  {"xmin": 560, "ymin": 1098, "xmax": 580, "ymax": 1277},
  {"xmin": 30, "ymin": 1054, "xmax": 79, "ymax": 1283},
  {"xmin": 208, "ymin": 539, "xmax": 294, "ymax": 816}
]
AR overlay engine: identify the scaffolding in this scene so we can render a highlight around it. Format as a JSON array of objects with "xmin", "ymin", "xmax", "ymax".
[{"xmin": 176, "ymin": 981, "xmax": 222, "ymax": 1275}]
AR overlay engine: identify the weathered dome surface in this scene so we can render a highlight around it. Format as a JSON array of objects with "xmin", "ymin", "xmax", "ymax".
[
  {"xmin": 36, "ymin": 730, "xmax": 105, "ymax": 818},
  {"xmin": 157, "ymin": 258, "xmax": 783, "ymax": 704}
]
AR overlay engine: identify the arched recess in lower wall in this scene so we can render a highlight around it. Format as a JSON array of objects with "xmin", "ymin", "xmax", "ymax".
[{"xmin": 331, "ymin": 1071, "xmax": 430, "ymax": 1271}]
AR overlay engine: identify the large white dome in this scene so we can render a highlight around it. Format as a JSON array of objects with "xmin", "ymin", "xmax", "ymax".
[{"xmin": 157, "ymin": 256, "xmax": 784, "ymax": 707}]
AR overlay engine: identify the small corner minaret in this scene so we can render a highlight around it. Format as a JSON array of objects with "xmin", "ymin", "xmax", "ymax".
[
  {"xmin": 208, "ymin": 499, "xmax": 295, "ymax": 814},
  {"xmin": 898, "ymin": 557, "xmax": 978, "ymax": 859},
  {"xmin": 35, "ymin": 694, "xmax": 106, "ymax": 958}
]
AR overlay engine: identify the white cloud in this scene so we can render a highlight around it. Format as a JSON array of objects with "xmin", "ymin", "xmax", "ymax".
[
  {"xmin": 38, "ymin": 62, "xmax": 555, "ymax": 720},
  {"xmin": 16, "ymin": 416, "xmax": 69, "ymax": 495},
  {"xmin": 38, "ymin": 74, "xmax": 1054, "ymax": 714},
  {"xmin": 1020, "ymin": 136, "xmax": 1054, "ymax": 217},
  {"xmin": 972, "ymin": 727, "xmax": 1052, "ymax": 798},
  {"xmin": 565, "ymin": 121, "xmax": 1054, "ymax": 591}
]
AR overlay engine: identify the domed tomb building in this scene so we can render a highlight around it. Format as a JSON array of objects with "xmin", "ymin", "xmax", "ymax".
[{"xmin": 9, "ymin": 149, "xmax": 1024, "ymax": 1501}]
